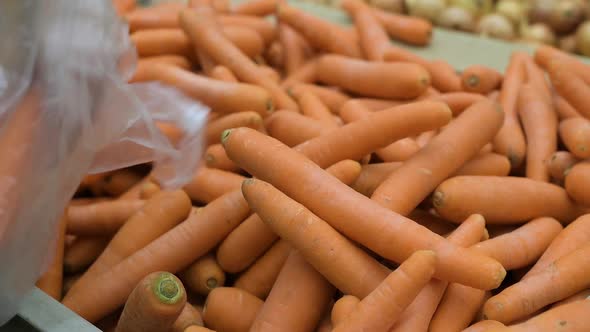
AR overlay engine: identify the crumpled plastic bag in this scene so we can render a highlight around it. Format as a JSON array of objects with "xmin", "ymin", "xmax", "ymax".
[{"xmin": 0, "ymin": 0, "xmax": 208, "ymax": 323}]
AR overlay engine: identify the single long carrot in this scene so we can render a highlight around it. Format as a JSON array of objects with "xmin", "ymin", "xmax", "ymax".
[
  {"xmin": 454, "ymin": 153, "xmax": 511, "ymax": 177},
  {"xmin": 180, "ymin": 8, "xmax": 298, "ymax": 111},
  {"xmin": 115, "ymin": 272, "xmax": 186, "ymax": 332},
  {"xmin": 461, "ymin": 65, "xmax": 503, "ymax": 94},
  {"xmin": 505, "ymin": 299, "xmax": 590, "ymax": 332},
  {"xmin": 130, "ymin": 56, "xmax": 192, "ymax": 84},
  {"xmin": 202, "ymin": 287, "xmax": 262, "ymax": 332},
  {"xmin": 462, "ymin": 320, "xmax": 507, "ymax": 332},
  {"xmin": 218, "ymin": 15, "xmax": 276, "ymax": 46},
  {"xmin": 279, "ymin": 24, "xmax": 306, "ymax": 75},
  {"xmin": 493, "ymin": 52, "xmax": 527, "ymax": 168},
  {"xmin": 131, "ymin": 29, "xmax": 192, "ymax": 58},
  {"xmin": 333, "ymin": 250, "xmax": 437, "ymax": 332},
  {"xmin": 372, "ymin": 100, "xmax": 504, "ymax": 216},
  {"xmin": 434, "ymin": 176, "xmax": 586, "ymax": 224},
  {"xmin": 553, "ymin": 93, "xmax": 582, "ymax": 120},
  {"xmin": 183, "ymin": 167, "xmax": 244, "ymax": 204},
  {"xmin": 547, "ymin": 60, "xmax": 590, "ymax": 120},
  {"xmin": 205, "ymin": 144, "xmax": 241, "ymax": 172},
  {"xmin": 125, "ymin": 4, "xmax": 185, "ymax": 32},
  {"xmin": 264, "ymin": 110, "xmax": 327, "ymax": 147},
  {"xmin": 522, "ymin": 55, "xmax": 552, "ymax": 107},
  {"xmin": 63, "ymin": 236, "xmax": 111, "ymax": 274},
  {"xmin": 249, "ymin": 251, "xmax": 335, "ymax": 332},
  {"xmin": 341, "ymin": 0, "xmax": 391, "ymax": 61},
  {"xmin": 180, "ymin": 253, "xmax": 225, "ymax": 296},
  {"xmin": 547, "ymin": 151, "xmax": 579, "ymax": 182},
  {"xmin": 243, "ymin": 178, "xmax": 390, "ymax": 298},
  {"xmin": 66, "ymin": 200, "xmax": 145, "ymax": 236},
  {"xmin": 332, "ymin": 295, "xmax": 361, "ymax": 327},
  {"xmin": 171, "ymin": 304, "xmax": 203, "ymax": 332},
  {"xmin": 518, "ymin": 84, "xmax": 558, "ymax": 182},
  {"xmin": 222, "ymin": 128, "xmax": 506, "ymax": 290},
  {"xmin": 208, "ymin": 65, "xmax": 238, "ymax": 82},
  {"xmin": 232, "ymin": 0, "xmax": 276, "ymax": 16},
  {"xmin": 206, "ymin": 111, "xmax": 264, "ymax": 145},
  {"xmin": 317, "ymin": 54, "xmax": 430, "ymax": 99},
  {"xmin": 429, "ymin": 92, "xmax": 487, "ymax": 116},
  {"xmin": 297, "ymin": 91, "xmax": 339, "ymax": 127},
  {"xmin": 63, "ymin": 190, "xmax": 251, "ymax": 322},
  {"xmin": 288, "ymin": 83, "xmax": 350, "ymax": 113},
  {"xmin": 565, "ymin": 162, "xmax": 590, "ymax": 206},
  {"xmin": 36, "ymin": 213, "xmax": 67, "ymax": 300},
  {"xmin": 559, "ymin": 117, "xmax": 590, "ymax": 159},
  {"xmin": 281, "ymin": 59, "xmax": 318, "ymax": 88},
  {"xmin": 372, "ymin": 8, "xmax": 432, "ymax": 46}
]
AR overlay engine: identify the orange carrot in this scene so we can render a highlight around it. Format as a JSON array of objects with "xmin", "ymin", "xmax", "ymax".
[
  {"xmin": 189, "ymin": 0, "xmax": 229, "ymax": 13},
  {"xmin": 554, "ymin": 93, "xmax": 582, "ymax": 120},
  {"xmin": 171, "ymin": 304, "xmax": 203, "ymax": 332},
  {"xmin": 353, "ymin": 98, "xmax": 402, "ymax": 111},
  {"xmin": 222, "ymin": 128, "xmax": 506, "ymax": 290},
  {"xmin": 493, "ymin": 52, "xmax": 527, "ymax": 168},
  {"xmin": 180, "ymin": 253, "xmax": 225, "ymax": 296},
  {"xmin": 372, "ymin": 8, "xmax": 432, "ymax": 46},
  {"xmin": 36, "ymin": 213, "xmax": 67, "ymax": 300},
  {"xmin": 372, "ymin": 100, "xmax": 503, "ymax": 216},
  {"xmin": 547, "ymin": 59, "xmax": 590, "ymax": 119},
  {"xmin": 249, "ymin": 251, "xmax": 335, "ymax": 332},
  {"xmin": 258, "ymin": 64, "xmax": 281, "ymax": 83},
  {"xmin": 208, "ymin": 65, "xmax": 238, "ymax": 82},
  {"xmin": 518, "ymin": 84, "xmax": 558, "ymax": 182},
  {"xmin": 454, "ymin": 153, "xmax": 511, "ymax": 177},
  {"xmin": 195, "ymin": 49, "xmax": 216, "ymax": 75},
  {"xmin": 415, "ymin": 129, "xmax": 437, "ymax": 148},
  {"xmin": 202, "ymin": 287, "xmax": 263, "ymax": 332},
  {"xmin": 131, "ymin": 29, "xmax": 192, "ymax": 58},
  {"xmin": 115, "ymin": 272, "xmax": 186, "ymax": 332},
  {"xmin": 130, "ymin": 56, "xmax": 191, "ymax": 84},
  {"xmin": 281, "ymin": 59, "xmax": 318, "ymax": 88},
  {"xmin": 279, "ymin": 24, "xmax": 306, "ymax": 75},
  {"xmin": 232, "ymin": 0, "xmax": 276, "ymax": 16},
  {"xmin": 63, "ymin": 236, "xmax": 111, "ymax": 274},
  {"xmin": 206, "ymin": 111, "xmax": 265, "ymax": 145},
  {"xmin": 317, "ymin": 54, "xmax": 430, "ymax": 99},
  {"xmin": 535, "ymin": 46, "xmax": 590, "ymax": 85},
  {"xmin": 125, "ymin": 4, "xmax": 185, "ymax": 32},
  {"xmin": 341, "ymin": 0, "xmax": 391, "ymax": 61},
  {"xmin": 376, "ymin": 138, "xmax": 421, "ymax": 162},
  {"xmin": 461, "ymin": 65, "xmax": 503, "ymax": 94},
  {"xmin": 62, "ymin": 273, "xmax": 82, "ymax": 297},
  {"xmin": 112, "ymin": 0, "xmax": 136, "ymax": 16},
  {"xmin": 264, "ymin": 110, "xmax": 327, "ymax": 147},
  {"xmin": 324, "ymin": 160, "xmax": 362, "ymax": 186},
  {"xmin": 317, "ymin": 306, "xmax": 334, "ymax": 332},
  {"xmin": 96, "ymin": 169, "xmax": 143, "ymax": 197},
  {"xmin": 297, "ymin": 91, "xmax": 339, "ymax": 127},
  {"xmin": 559, "ymin": 117, "xmax": 590, "ymax": 159},
  {"xmin": 288, "ymin": 83, "xmax": 350, "ymax": 113},
  {"xmin": 183, "ymin": 167, "xmax": 244, "ymax": 204},
  {"xmin": 552, "ymin": 289, "xmax": 590, "ymax": 308},
  {"xmin": 547, "ymin": 151, "xmax": 579, "ymax": 182},
  {"xmin": 219, "ymin": 25, "xmax": 266, "ymax": 59},
  {"xmin": 205, "ymin": 144, "xmax": 240, "ymax": 172},
  {"xmin": 430, "ymin": 92, "xmax": 487, "ymax": 116},
  {"xmin": 433, "ymin": 176, "xmax": 586, "ymax": 224},
  {"xmin": 333, "ymin": 250, "xmax": 437, "ymax": 332},
  {"xmin": 242, "ymin": 178, "xmax": 390, "ymax": 298},
  {"xmin": 522, "ymin": 55, "xmax": 552, "ymax": 106},
  {"xmin": 218, "ymin": 15, "xmax": 276, "ymax": 46},
  {"xmin": 565, "ymin": 162, "xmax": 590, "ymax": 206},
  {"xmin": 180, "ymin": 8, "xmax": 298, "ymax": 111},
  {"xmin": 184, "ymin": 326, "xmax": 215, "ymax": 332},
  {"xmin": 463, "ymin": 320, "xmax": 507, "ymax": 332},
  {"xmin": 407, "ymin": 209, "xmax": 458, "ymax": 236},
  {"xmin": 505, "ymin": 299, "xmax": 590, "ymax": 332},
  {"xmin": 332, "ymin": 295, "xmax": 360, "ymax": 327},
  {"xmin": 351, "ymin": 162, "xmax": 402, "ymax": 197},
  {"xmin": 66, "ymin": 200, "xmax": 145, "ymax": 236}
]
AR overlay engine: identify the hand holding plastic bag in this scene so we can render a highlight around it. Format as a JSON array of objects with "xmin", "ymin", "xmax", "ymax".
[{"xmin": 0, "ymin": 0, "xmax": 208, "ymax": 323}]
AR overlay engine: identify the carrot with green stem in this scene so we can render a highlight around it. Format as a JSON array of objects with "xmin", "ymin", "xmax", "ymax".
[
  {"xmin": 341, "ymin": 0, "xmax": 391, "ymax": 61},
  {"xmin": 115, "ymin": 272, "xmax": 186, "ymax": 332},
  {"xmin": 547, "ymin": 59, "xmax": 590, "ymax": 119},
  {"xmin": 565, "ymin": 162, "xmax": 590, "ymax": 206},
  {"xmin": 372, "ymin": 8, "xmax": 432, "ymax": 46},
  {"xmin": 63, "ymin": 236, "xmax": 111, "ymax": 274},
  {"xmin": 332, "ymin": 295, "xmax": 361, "ymax": 327},
  {"xmin": 180, "ymin": 253, "xmax": 225, "ymax": 296},
  {"xmin": 559, "ymin": 117, "xmax": 590, "ymax": 159},
  {"xmin": 371, "ymin": 100, "xmax": 503, "ymax": 216},
  {"xmin": 222, "ymin": 128, "xmax": 506, "ymax": 290},
  {"xmin": 232, "ymin": 0, "xmax": 276, "ymax": 16},
  {"xmin": 504, "ymin": 299, "xmax": 590, "ymax": 332},
  {"xmin": 249, "ymin": 251, "xmax": 335, "ymax": 332},
  {"xmin": 206, "ymin": 111, "xmax": 264, "ymax": 145},
  {"xmin": 66, "ymin": 200, "xmax": 145, "ymax": 236},
  {"xmin": 202, "ymin": 287, "xmax": 263, "ymax": 332},
  {"xmin": 279, "ymin": 24, "xmax": 306, "ymax": 75},
  {"xmin": 36, "ymin": 213, "xmax": 67, "ymax": 300},
  {"xmin": 171, "ymin": 304, "xmax": 203, "ymax": 332},
  {"xmin": 288, "ymin": 83, "xmax": 350, "ymax": 113},
  {"xmin": 454, "ymin": 153, "xmax": 511, "ymax": 177},
  {"xmin": 183, "ymin": 167, "xmax": 244, "ymax": 204},
  {"xmin": 297, "ymin": 91, "xmax": 339, "ymax": 127},
  {"xmin": 461, "ymin": 65, "xmax": 503, "ymax": 94},
  {"xmin": 433, "ymin": 176, "xmax": 586, "ymax": 224},
  {"xmin": 205, "ymin": 144, "xmax": 240, "ymax": 173},
  {"xmin": 547, "ymin": 151, "xmax": 579, "ymax": 183},
  {"xmin": 180, "ymin": 8, "xmax": 298, "ymax": 111}
]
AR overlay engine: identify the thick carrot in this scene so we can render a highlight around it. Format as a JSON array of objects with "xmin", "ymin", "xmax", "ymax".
[
  {"xmin": 205, "ymin": 144, "xmax": 240, "ymax": 172},
  {"xmin": 518, "ymin": 84, "xmax": 558, "ymax": 182},
  {"xmin": 183, "ymin": 167, "xmax": 244, "ymax": 204},
  {"xmin": 222, "ymin": 128, "xmax": 506, "ymax": 290},
  {"xmin": 281, "ymin": 59, "xmax": 318, "ymax": 88},
  {"xmin": 131, "ymin": 29, "xmax": 192, "ymax": 58},
  {"xmin": 125, "ymin": 4, "xmax": 185, "ymax": 32},
  {"xmin": 372, "ymin": 100, "xmax": 503, "ymax": 215},
  {"xmin": 279, "ymin": 24, "xmax": 306, "ymax": 75},
  {"xmin": 317, "ymin": 55, "xmax": 430, "ymax": 99},
  {"xmin": 202, "ymin": 287, "xmax": 262, "ymax": 332},
  {"xmin": 461, "ymin": 65, "xmax": 503, "ymax": 94},
  {"xmin": 180, "ymin": 8, "xmax": 298, "ymax": 111},
  {"xmin": 547, "ymin": 60, "xmax": 590, "ymax": 119},
  {"xmin": 505, "ymin": 299, "xmax": 590, "ymax": 332},
  {"xmin": 234, "ymin": 240, "xmax": 291, "ymax": 299},
  {"xmin": 434, "ymin": 176, "xmax": 586, "ymax": 224},
  {"xmin": 209, "ymin": 65, "xmax": 238, "ymax": 82},
  {"xmin": 243, "ymin": 178, "xmax": 390, "ymax": 298},
  {"xmin": 277, "ymin": 4, "xmax": 361, "ymax": 58},
  {"xmin": 249, "ymin": 251, "xmax": 335, "ymax": 332},
  {"xmin": 493, "ymin": 52, "xmax": 527, "ymax": 168},
  {"xmin": 547, "ymin": 151, "xmax": 579, "ymax": 182},
  {"xmin": 63, "ymin": 236, "xmax": 111, "ymax": 274},
  {"xmin": 351, "ymin": 162, "xmax": 402, "ymax": 197},
  {"xmin": 559, "ymin": 117, "xmax": 590, "ymax": 159},
  {"xmin": 132, "ymin": 63, "xmax": 273, "ymax": 115},
  {"xmin": 288, "ymin": 83, "xmax": 350, "ymax": 113},
  {"xmin": 206, "ymin": 111, "xmax": 264, "ymax": 145},
  {"xmin": 264, "ymin": 110, "xmax": 327, "ymax": 147},
  {"xmin": 430, "ymin": 92, "xmax": 487, "ymax": 116},
  {"xmin": 390, "ymin": 214, "xmax": 486, "ymax": 332},
  {"xmin": 171, "ymin": 304, "xmax": 203, "ymax": 332},
  {"xmin": 232, "ymin": 0, "xmax": 276, "ymax": 16},
  {"xmin": 66, "ymin": 200, "xmax": 145, "ymax": 236},
  {"xmin": 63, "ymin": 190, "xmax": 250, "ymax": 322},
  {"xmin": 36, "ymin": 213, "xmax": 67, "ymax": 300},
  {"xmin": 341, "ymin": 0, "xmax": 391, "ymax": 61},
  {"xmin": 372, "ymin": 8, "xmax": 432, "ymax": 46},
  {"xmin": 554, "ymin": 93, "xmax": 582, "ymax": 120},
  {"xmin": 218, "ymin": 15, "xmax": 276, "ymax": 46},
  {"xmin": 219, "ymin": 25, "xmax": 266, "ymax": 59},
  {"xmin": 463, "ymin": 320, "xmax": 507, "ymax": 332},
  {"xmin": 333, "ymin": 250, "xmax": 437, "ymax": 332},
  {"xmin": 115, "ymin": 272, "xmax": 186, "ymax": 332},
  {"xmin": 180, "ymin": 253, "xmax": 225, "ymax": 296},
  {"xmin": 565, "ymin": 162, "xmax": 590, "ymax": 206},
  {"xmin": 332, "ymin": 295, "xmax": 360, "ymax": 327},
  {"xmin": 454, "ymin": 153, "xmax": 511, "ymax": 177},
  {"xmin": 297, "ymin": 91, "xmax": 339, "ymax": 127}
]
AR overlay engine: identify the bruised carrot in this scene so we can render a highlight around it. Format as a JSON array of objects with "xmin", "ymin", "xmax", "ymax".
[
  {"xmin": 205, "ymin": 144, "xmax": 240, "ymax": 172},
  {"xmin": 203, "ymin": 287, "xmax": 263, "ymax": 332},
  {"xmin": 297, "ymin": 91, "xmax": 339, "ymax": 127},
  {"xmin": 125, "ymin": 4, "xmax": 185, "ymax": 32},
  {"xmin": 171, "ymin": 304, "xmax": 203, "ymax": 332},
  {"xmin": 288, "ymin": 83, "xmax": 350, "ymax": 113},
  {"xmin": 333, "ymin": 250, "xmax": 437, "ymax": 332},
  {"xmin": 63, "ymin": 236, "xmax": 111, "ymax": 274},
  {"xmin": 180, "ymin": 253, "xmax": 225, "ymax": 296},
  {"xmin": 66, "ymin": 200, "xmax": 145, "ymax": 236},
  {"xmin": 351, "ymin": 162, "xmax": 402, "ymax": 197},
  {"xmin": 332, "ymin": 295, "xmax": 361, "ymax": 327},
  {"xmin": 372, "ymin": 100, "xmax": 503, "ymax": 216},
  {"xmin": 180, "ymin": 8, "xmax": 298, "ymax": 111},
  {"xmin": 218, "ymin": 15, "xmax": 276, "ymax": 46},
  {"xmin": 317, "ymin": 55, "xmax": 430, "ymax": 99},
  {"xmin": 341, "ymin": 0, "xmax": 391, "ymax": 61},
  {"xmin": 115, "ymin": 272, "xmax": 186, "ymax": 332},
  {"xmin": 565, "ymin": 162, "xmax": 590, "ymax": 206},
  {"xmin": 206, "ymin": 111, "xmax": 264, "ymax": 145},
  {"xmin": 454, "ymin": 153, "xmax": 511, "ymax": 177},
  {"xmin": 243, "ymin": 178, "xmax": 390, "ymax": 298},
  {"xmin": 279, "ymin": 24, "xmax": 306, "ymax": 75},
  {"xmin": 461, "ymin": 65, "xmax": 503, "ymax": 94},
  {"xmin": 281, "ymin": 59, "xmax": 318, "ymax": 88},
  {"xmin": 209, "ymin": 65, "xmax": 238, "ymax": 82},
  {"xmin": 547, "ymin": 60, "xmax": 590, "ymax": 120},
  {"xmin": 518, "ymin": 84, "xmax": 558, "ymax": 182},
  {"xmin": 554, "ymin": 93, "xmax": 582, "ymax": 120},
  {"xmin": 463, "ymin": 320, "xmax": 506, "ymax": 332},
  {"xmin": 232, "ymin": 0, "xmax": 276, "ymax": 16},
  {"xmin": 249, "ymin": 251, "xmax": 335, "ymax": 332},
  {"xmin": 433, "ymin": 176, "xmax": 586, "ymax": 224},
  {"xmin": 63, "ymin": 190, "xmax": 251, "ymax": 322},
  {"xmin": 372, "ymin": 8, "xmax": 432, "ymax": 46},
  {"xmin": 36, "ymin": 213, "xmax": 67, "ymax": 300},
  {"xmin": 547, "ymin": 151, "xmax": 579, "ymax": 182},
  {"xmin": 133, "ymin": 63, "xmax": 273, "ymax": 115},
  {"xmin": 506, "ymin": 299, "xmax": 590, "ymax": 332},
  {"xmin": 183, "ymin": 167, "xmax": 244, "ymax": 204},
  {"xmin": 429, "ymin": 92, "xmax": 487, "ymax": 116},
  {"xmin": 264, "ymin": 110, "xmax": 327, "ymax": 147},
  {"xmin": 559, "ymin": 117, "xmax": 590, "ymax": 159},
  {"xmin": 234, "ymin": 240, "xmax": 291, "ymax": 299}
]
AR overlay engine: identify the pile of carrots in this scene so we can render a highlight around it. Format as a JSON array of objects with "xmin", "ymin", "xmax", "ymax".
[{"xmin": 32, "ymin": 0, "xmax": 590, "ymax": 331}]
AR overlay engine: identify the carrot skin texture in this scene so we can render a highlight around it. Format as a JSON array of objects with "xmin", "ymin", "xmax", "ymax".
[
  {"xmin": 180, "ymin": 253, "xmax": 225, "ymax": 296},
  {"xmin": 265, "ymin": 111, "xmax": 328, "ymax": 147},
  {"xmin": 171, "ymin": 304, "xmax": 203, "ymax": 332},
  {"xmin": 206, "ymin": 111, "xmax": 264, "ymax": 146},
  {"xmin": 547, "ymin": 151, "xmax": 578, "ymax": 182},
  {"xmin": 547, "ymin": 59, "xmax": 590, "ymax": 119},
  {"xmin": 565, "ymin": 162, "xmax": 590, "ymax": 207},
  {"xmin": 183, "ymin": 167, "xmax": 244, "ymax": 204},
  {"xmin": 505, "ymin": 299, "xmax": 590, "ymax": 332},
  {"xmin": 66, "ymin": 200, "xmax": 145, "ymax": 236},
  {"xmin": 454, "ymin": 153, "xmax": 511, "ymax": 177},
  {"xmin": 203, "ymin": 287, "xmax": 263, "ymax": 332},
  {"xmin": 332, "ymin": 295, "xmax": 360, "ymax": 327},
  {"xmin": 63, "ymin": 236, "xmax": 111, "ymax": 274},
  {"xmin": 559, "ymin": 117, "xmax": 590, "ymax": 159},
  {"xmin": 462, "ymin": 320, "xmax": 506, "ymax": 332}
]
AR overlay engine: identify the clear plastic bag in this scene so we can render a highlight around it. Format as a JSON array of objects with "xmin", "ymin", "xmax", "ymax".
[{"xmin": 0, "ymin": 0, "xmax": 208, "ymax": 323}]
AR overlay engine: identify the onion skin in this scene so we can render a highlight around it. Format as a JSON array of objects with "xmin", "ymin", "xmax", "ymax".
[
  {"xmin": 521, "ymin": 23, "xmax": 556, "ymax": 45},
  {"xmin": 436, "ymin": 6, "xmax": 476, "ymax": 32},
  {"xmin": 576, "ymin": 21, "xmax": 590, "ymax": 56},
  {"xmin": 548, "ymin": 0, "xmax": 585, "ymax": 34},
  {"xmin": 477, "ymin": 14, "xmax": 515, "ymax": 40},
  {"xmin": 529, "ymin": 0, "xmax": 556, "ymax": 25},
  {"xmin": 405, "ymin": 0, "xmax": 446, "ymax": 21},
  {"xmin": 495, "ymin": 0, "xmax": 525, "ymax": 25}
]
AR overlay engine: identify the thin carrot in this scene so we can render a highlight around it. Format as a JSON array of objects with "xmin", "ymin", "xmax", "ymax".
[
  {"xmin": 131, "ymin": 29, "xmax": 192, "ymax": 58},
  {"xmin": 522, "ymin": 55, "xmax": 552, "ymax": 106},
  {"xmin": 281, "ymin": 59, "xmax": 318, "ymax": 88},
  {"xmin": 180, "ymin": 8, "xmax": 298, "ymax": 111},
  {"xmin": 208, "ymin": 65, "xmax": 238, "ymax": 82},
  {"xmin": 288, "ymin": 83, "xmax": 350, "ymax": 113},
  {"xmin": 372, "ymin": 8, "xmax": 432, "ymax": 46},
  {"xmin": 429, "ymin": 92, "xmax": 486, "ymax": 116},
  {"xmin": 125, "ymin": 4, "xmax": 185, "ymax": 32},
  {"xmin": 341, "ymin": 0, "xmax": 391, "ymax": 61},
  {"xmin": 222, "ymin": 128, "xmax": 506, "ymax": 290},
  {"xmin": 183, "ymin": 167, "xmax": 244, "ymax": 204},
  {"xmin": 461, "ymin": 65, "xmax": 503, "ymax": 94},
  {"xmin": 518, "ymin": 83, "xmax": 558, "ymax": 182},
  {"xmin": 547, "ymin": 59, "xmax": 590, "ymax": 119},
  {"xmin": 332, "ymin": 295, "xmax": 360, "ymax": 327},
  {"xmin": 232, "ymin": 0, "xmax": 276, "ymax": 16},
  {"xmin": 433, "ymin": 176, "xmax": 586, "ymax": 224},
  {"xmin": 180, "ymin": 253, "xmax": 225, "ymax": 296},
  {"xmin": 547, "ymin": 151, "xmax": 579, "ymax": 182},
  {"xmin": 218, "ymin": 15, "xmax": 276, "ymax": 46},
  {"xmin": 115, "ymin": 272, "xmax": 186, "ymax": 332},
  {"xmin": 333, "ymin": 250, "xmax": 437, "ymax": 332},
  {"xmin": 559, "ymin": 117, "xmax": 590, "ymax": 159},
  {"xmin": 279, "ymin": 24, "xmax": 306, "ymax": 75},
  {"xmin": 205, "ymin": 144, "xmax": 240, "ymax": 172},
  {"xmin": 372, "ymin": 100, "xmax": 503, "ymax": 216},
  {"xmin": 462, "ymin": 320, "xmax": 506, "ymax": 332},
  {"xmin": 36, "ymin": 213, "xmax": 67, "ymax": 300},
  {"xmin": 454, "ymin": 153, "xmax": 511, "ymax": 177},
  {"xmin": 249, "ymin": 251, "xmax": 335, "ymax": 332},
  {"xmin": 171, "ymin": 304, "xmax": 203, "ymax": 332},
  {"xmin": 352, "ymin": 162, "xmax": 402, "ymax": 197},
  {"xmin": 206, "ymin": 111, "xmax": 265, "ymax": 145},
  {"xmin": 202, "ymin": 287, "xmax": 263, "ymax": 332},
  {"xmin": 264, "ymin": 110, "xmax": 327, "ymax": 147},
  {"xmin": 565, "ymin": 162, "xmax": 590, "ymax": 206},
  {"xmin": 66, "ymin": 200, "xmax": 145, "ymax": 236},
  {"xmin": 297, "ymin": 91, "xmax": 339, "ymax": 127},
  {"xmin": 505, "ymin": 299, "xmax": 590, "ymax": 332},
  {"xmin": 553, "ymin": 93, "xmax": 582, "ymax": 120},
  {"xmin": 63, "ymin": 236, "xmax": 111, "ymax": 274}
]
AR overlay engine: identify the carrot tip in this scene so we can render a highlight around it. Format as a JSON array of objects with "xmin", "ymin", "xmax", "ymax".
[
  {"xmin": 466, "ymin": 75, "xmax": 479, "ymax": 87},
  {"xmin": 205, "ymin": 154, "xmax": 215, "ymax": 165},
  {"xmin": 153, "ymin": 272, "xmax": 184, "ymax": 305},
  {"xmin": 206, "ymin": 278, "xmax": 218, "ymax": 289},
  {"xmin": 220, "ymin": 129, "xmax": 232, "ymax": 145},
  {"xmin": 432, "ymin": 191, "xmax": 445, "ymax": 208},
  {"xmin": 266, "ymin": 99, "xmax": 275, "ymax": 113},
  {"xmin": 242, "ymin": 178, "xmax": 255, "ymax": 187}
]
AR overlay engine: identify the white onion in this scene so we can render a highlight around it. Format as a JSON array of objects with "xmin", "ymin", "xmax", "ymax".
[
  {"xmin": 449, "ymin": 0, "xmax": 493, "ymax": 17},
  {"xmin": 436, "ymin": 6, "xmax": 476, "ymax": 32},
  {"xmin": 495, "ymin": 0, "xmax": 525, "ymax": 25},
  {"xmin": 369, "ymin": 0, "xmax": 405, "ymax": 13},
  {"xmin": 529, "ymin": 0, "xmax": 556, "ymax": 24},
  {"xmin": 477, "ymin": 13, "xmax": 516, "ymax": 40},
  {"xmin": 548, "ymin": 0, "xmax": 585, "ymax": 33},
  {"xmin": 405, "ymin": 0, "xmax": 447, "ymax": 21},
  {"xmin": 576, "ymin": 21, "xmax": 590, "ymax": 56},
  {"xmin": 521, "ymin": 22, "xmax": 556, "ymax": 45}
]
